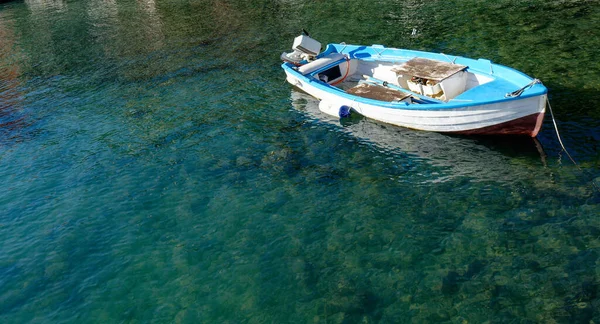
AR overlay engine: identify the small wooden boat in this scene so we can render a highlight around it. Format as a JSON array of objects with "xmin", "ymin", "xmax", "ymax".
[{"xmin": 281, "ymin": 34, "xmax": 548, "ymax": 137}]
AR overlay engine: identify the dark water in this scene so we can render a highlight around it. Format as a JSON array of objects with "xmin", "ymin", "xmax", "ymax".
[{"xmin": 1, "ymin": 0, "xmax": 599, "ymax": 322}]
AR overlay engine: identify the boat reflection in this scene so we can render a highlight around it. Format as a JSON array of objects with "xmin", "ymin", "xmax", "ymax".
[
  {"xmin": 0, "ymin": 15, "xmax": 27, "ymax": 144},
  {"xmin": 136, "ymin": 0, "xmax": 164, "ymax": 50},
  {"xmin": 24, "ymin": 0, "xmax": 67, "ymax": 13},
  {"xmin": 290, "ymin": 89, "xmax": 548, "ymax": 184}
]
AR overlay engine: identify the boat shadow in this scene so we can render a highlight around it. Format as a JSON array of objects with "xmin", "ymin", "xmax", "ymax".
[{"xmin": 290, "ymin": 89, "xmax": 548, "ymax": 184}]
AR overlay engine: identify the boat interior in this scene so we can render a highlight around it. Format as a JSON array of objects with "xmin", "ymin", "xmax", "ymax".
[{"xmin": 296, "ymin": 53, "xmax": 495, "ymax": 104}]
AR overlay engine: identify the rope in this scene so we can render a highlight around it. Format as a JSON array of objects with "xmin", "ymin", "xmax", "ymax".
[
  {"xmin": 546, "ymin": 97, "xmax": 600, "ymax": 193},
  {"xmin": 506, "ymin": 79, "xmax": 541, "ymax": 98},
  {"xmin": 547, "ymin": 97, "xmax": 575, "ymax": 165},
  {"xmin": 339, "ymin": 42, "xmax": 348, "ymax": 54},
  {"xmin": 375, "ymin": 48, "xmax": 387, "ymax": 56},
  {"xmin": 441, "ymin": 53, "xmax": 453, "ymax": 63}
]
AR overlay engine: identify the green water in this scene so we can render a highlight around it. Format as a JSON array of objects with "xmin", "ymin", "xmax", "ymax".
[{"xmin": 1, "ymin": 0, "xmax": 599, "ymax": 322}]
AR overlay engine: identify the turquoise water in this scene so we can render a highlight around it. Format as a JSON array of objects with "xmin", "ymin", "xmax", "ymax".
[{"xmin": 1, "ymin": 0, "xmax": 599, "ymax": 322}]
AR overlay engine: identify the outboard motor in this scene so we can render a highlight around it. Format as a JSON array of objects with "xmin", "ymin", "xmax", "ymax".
[{"xmin": 281, "ymin": 32, "xmax": 321, "ymax": 65}]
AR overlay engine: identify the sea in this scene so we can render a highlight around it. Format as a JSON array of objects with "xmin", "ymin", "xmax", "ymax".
[{"xmin": 1, "ymin": 0, "xmax": 599, "ymax": 322}]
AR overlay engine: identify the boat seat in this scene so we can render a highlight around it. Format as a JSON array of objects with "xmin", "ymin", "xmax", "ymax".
[
  {"xmin": 392, "ymin": 58, "xmax": 467, "ymax": 81},
  {"xmin": 298, "ymin": 53, "xmax": 346, "ymax": 75},
  {"xmin": 347, "ymin": 83, "xmax": 411, "ymax": 102},
  {"xmin": 452, "ymin": 79, "xmax": 513, "ymax": 102}
]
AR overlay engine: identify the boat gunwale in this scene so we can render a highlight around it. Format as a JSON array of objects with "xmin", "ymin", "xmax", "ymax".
[{"xmin": 282, "ymin": 63, "xmax": 547, "ymax": 111}]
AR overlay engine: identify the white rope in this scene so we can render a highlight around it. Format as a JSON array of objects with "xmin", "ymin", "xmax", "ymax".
[
  {"xmin": 546, "ymin": 97, "xmax": 600, "ymax": 192},
  {"xmin": 352, "ymin": 98, "xmax": 362, "ymax": 115},
  {"xmin": 547, "ymin": 97, "xmax": 575, "ymax": 164},
  {"xmin": 506, "ymin": 79, "xmax": 541, "ymax": 98},
  {"xmin": 339, "ymin": 42, "xmax": 348, "ymax": 54}
]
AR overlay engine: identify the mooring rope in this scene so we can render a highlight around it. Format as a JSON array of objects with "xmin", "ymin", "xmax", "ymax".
[
  {"xmin": 546, "ymin": 97, "xmax": 600, "ymax": 192},
  {"xmin": 547, "ymin": 97, "xmax": 576, "ymax": 165},
  {"xmin": 506, "ymin": 79, "xmax": 542, "ymax": 98}
]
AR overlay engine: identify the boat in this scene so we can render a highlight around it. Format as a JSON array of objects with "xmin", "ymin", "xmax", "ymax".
[{"xmin": 281, "ymin": 33, "xmax": 548, "ymax": 137}]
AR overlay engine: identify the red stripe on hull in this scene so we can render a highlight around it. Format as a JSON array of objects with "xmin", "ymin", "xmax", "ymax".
[{"xmin": 451, "ymin": 113, "xmax": 545, "ymax": 137}]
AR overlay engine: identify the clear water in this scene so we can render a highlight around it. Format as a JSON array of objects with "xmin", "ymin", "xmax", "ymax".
[{"xmin": 1, "ymin": 0, "xmax": 599, "ymax": 322}]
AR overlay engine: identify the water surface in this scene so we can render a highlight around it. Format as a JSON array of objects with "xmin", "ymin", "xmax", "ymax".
[{"xmin": 1, "ymin": 0, "xmax": 599, "ymax": 322}]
